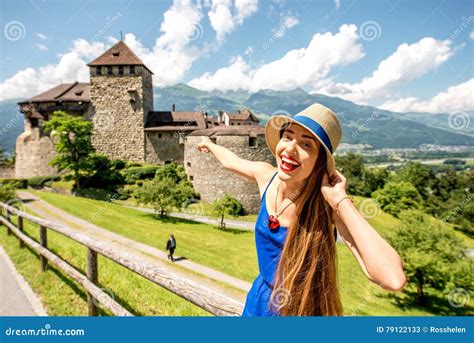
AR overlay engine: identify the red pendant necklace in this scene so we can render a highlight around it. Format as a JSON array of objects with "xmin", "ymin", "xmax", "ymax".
[{"xmin": 268, "ymin": 182, "xmax": 298, "ymax": 230}]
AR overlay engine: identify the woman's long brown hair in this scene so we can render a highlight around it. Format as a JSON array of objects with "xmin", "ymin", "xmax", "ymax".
[{"xmin": 269, "ymin": 125, "xmax": 343, "ymax": 316}]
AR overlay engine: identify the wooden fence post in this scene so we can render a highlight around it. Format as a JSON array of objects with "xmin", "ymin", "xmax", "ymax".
[
  {"xmin": 39, "ymin": 225, "xmax": 48, "ymax": 271},
  {"xmin": 87, "ymin": 248, "xmax": 98, "ymax": 316},
  {"xmin": 18, "ymin": 216, "xmax": 25, "ymax": 248},
  {"xmin": 6, "ymin": 209, "xmax": 11, "ymax": 236}
]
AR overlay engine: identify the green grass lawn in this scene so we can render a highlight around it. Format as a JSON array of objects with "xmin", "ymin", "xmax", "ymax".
[
  {"xmin": 4, "ymin": 189, "xmax": 471, "ymax": 316},
  {"xmin": 0, "ymin": 209, "xmax": 209, "ymax": 316}
]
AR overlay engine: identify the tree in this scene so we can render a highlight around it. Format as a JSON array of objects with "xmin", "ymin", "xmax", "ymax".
[
  {"xmin": 211, "ymin": 194, "xmax": 243, "ymax": 229},
  {"xmin": 396, "ymin": 162, "xmax": 435, "ymax": 199},
  {"xmin": 43, "ymin": 111, "xmax": 93, "ymax": 188},
  {"xmin": 134, "ymin": 166, "xmax": 194, "ymax": 217},
  {"xmin": 372, "ymin": 181, "xmax": 422, "ymax": 217},
  {"xmin": 387, "ymin": 210, "xmax": 470, "ymax": 306}
]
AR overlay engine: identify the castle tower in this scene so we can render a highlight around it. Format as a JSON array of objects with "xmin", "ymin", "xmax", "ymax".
[{"xmin": 88, "ymin": 41, "xmax": 153, "ymax": 163}]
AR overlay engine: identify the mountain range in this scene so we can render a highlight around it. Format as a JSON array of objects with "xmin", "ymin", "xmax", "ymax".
[{"xmin": 1, "ymin": 84, "xmax": 472, "ymax": 154}]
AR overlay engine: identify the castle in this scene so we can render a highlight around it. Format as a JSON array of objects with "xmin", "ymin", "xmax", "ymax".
[{"xmin": 15, "ymin": 41, "xmax": 275, "ymax": 213}]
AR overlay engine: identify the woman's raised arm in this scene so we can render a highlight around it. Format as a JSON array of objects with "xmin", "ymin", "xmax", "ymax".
[{"xmin": 197, "ymin": 137, "xmax": 274, "ymax": 182}]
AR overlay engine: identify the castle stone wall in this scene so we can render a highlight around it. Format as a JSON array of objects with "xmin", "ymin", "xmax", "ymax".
[
  {"xmin": 15, "ymin": 127, "xmax": 57, "ymax": 178},
  {"xmin": 145, "ymin": 131, "xmax": 184, "ymax": 164},
  {"xmin": 184, "ymin": 134, "xmax": 276, "ymax": 214}
]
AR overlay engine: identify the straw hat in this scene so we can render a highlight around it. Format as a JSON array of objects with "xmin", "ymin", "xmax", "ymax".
[{"xmin": 265, "ymin": 103, "xmax": 342, "ymax": 175}]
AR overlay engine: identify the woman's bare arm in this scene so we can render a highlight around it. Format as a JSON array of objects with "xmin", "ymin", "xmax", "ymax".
[{"xmin": 197, "ymin": 137, "xmax": 274, "ymax": 183}]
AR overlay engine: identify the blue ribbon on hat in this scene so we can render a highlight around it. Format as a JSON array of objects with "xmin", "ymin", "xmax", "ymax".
[{"xmin": 293, "ymin": 115, "xmax": 333, "ymax": 154}]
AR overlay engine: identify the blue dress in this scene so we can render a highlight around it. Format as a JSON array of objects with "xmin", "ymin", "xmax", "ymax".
[{"xmin": 242, "ymin": 171, "xmax": 288, "ymax": 316}]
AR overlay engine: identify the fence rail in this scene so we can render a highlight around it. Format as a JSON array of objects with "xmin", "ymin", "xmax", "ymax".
[{"xmin": 0, "ymin": 202, "xmax": 244, "ymax": 316}]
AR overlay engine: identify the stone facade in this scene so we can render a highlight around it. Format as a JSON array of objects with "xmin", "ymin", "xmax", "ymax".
[
  {"xmin": 145, "ymin": 131, "xmax": 184, "ymax": 164},
  {"xmin": 184, "ymin": 132, "xmax": 276, "ymax": 214},
  {"xmin": 15, "ymin": 122, "xmax": 57, "ymax": 178},
  {"xmin": 90, "ymin": 65, "xmax": 153, "ymax": 163}
]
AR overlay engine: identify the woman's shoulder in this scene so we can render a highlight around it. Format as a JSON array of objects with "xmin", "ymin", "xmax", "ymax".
[{"xmin": 254, "ymin": 164, "xmax": 278, "ymax": 196}]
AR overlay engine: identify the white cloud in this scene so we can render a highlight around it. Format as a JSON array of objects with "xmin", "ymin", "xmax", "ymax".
[
  {"xmin": 206, "ymin": 0, "xmax": 258, "ymax": 43},
  {"xmin": 0, "ymin": 39, "xmax": 105, "ymax": 101},
  {"xmin": 35, "ymin": 43, "xmax": 48, "ymax": 51},
  {"xmin": 189, "ymin": 24, "xmax": 364, "ymax": 92},
  {"xmin": 36, "ymin": 33, "xmax": 47, "ymax": 40},
  {"xmin": 319, "ymin": 37, "xmax": 454, "ymax": 104},
  {"xmin": 0, "ymin": 0, "xmax": 206, "ymax": 100},
  {"xmin": 380, "ymin": 78, "xmax": 474, "ymax": 113}
]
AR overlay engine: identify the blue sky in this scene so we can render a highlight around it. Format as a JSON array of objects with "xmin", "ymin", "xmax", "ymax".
[{"xmin": 0, "ymin": 0, "xmax": 472, "ymax": 113}]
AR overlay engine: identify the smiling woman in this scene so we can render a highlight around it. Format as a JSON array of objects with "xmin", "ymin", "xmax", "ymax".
[{"xmin": 196, "ymin": 103, "xmax": 407, "ymax": 317}]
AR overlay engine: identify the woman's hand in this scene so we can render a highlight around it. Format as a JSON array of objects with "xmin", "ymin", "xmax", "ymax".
[
  {"xmin": 197, "ymin": 137, "xmax": 213, "ymax": 153},
  {"xmin": 321, "ymin": 169, "xmax": 349, "ymax": 211}
]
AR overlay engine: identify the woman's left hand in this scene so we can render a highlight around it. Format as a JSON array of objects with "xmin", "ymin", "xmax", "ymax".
[{"xmin": 321, "ymin": 169, "xmax": 349, "ymax": 211}]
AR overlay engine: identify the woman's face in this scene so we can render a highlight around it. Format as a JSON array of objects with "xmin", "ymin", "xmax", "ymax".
[{"xmin": 275, "ymin": 123, "xmax": 320, "ymax": 183}]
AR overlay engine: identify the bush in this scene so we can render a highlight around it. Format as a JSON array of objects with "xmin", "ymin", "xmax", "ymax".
[
  {"xmin": 0, "ymin": 178, "xmax": 28, "ymax": 189},
  {"xmin": 121, "ymin": 166, "xmax": 159, "ymax": 184},
  {"xmin": 28, "ymin": 175, "xmax": 60, "ymax": 188},
  {"xmin": 0, "ymin": 184, "xmax": 15, "ymax": 202},
  {"xmin": 372, "ymin": 181, "xmax": 422, "ymax": 217}
]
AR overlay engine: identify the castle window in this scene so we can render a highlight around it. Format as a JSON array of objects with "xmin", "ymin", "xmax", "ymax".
[
  {"xmin": 187, "ymin": 162, "xmax": 191, "ymax": 167},
  {"xmin": 118, "ymin": 65, "xmax": 124, "ymax": 76},
  {"xmin": 130, "ymin": 66, "xmax": 135, "ymax": 75},
  {"xmin": 189, "ymin": 175, "xmax": 194, "ymax": 181},
  {"xmin": 158, "ymin": 133, "xmax": 162, "ymax": 138},
  {"xmin": 238, "ymin": 123, "xmax": 241, "ymax": 125},
  {"xmin": 164, "ymin": 160, "xmax": 171, "ymax": 164},
  {"xmin": 30, "ymin": 118, "xmax": 38, "ymax": 128},
  {"xmin": 249, "ymin": 137, "xmax": 257, "ymax": 147},
  {"xmin": 107, "ymin": 66, "xmax": 113, "ymax": 75},
  {"xmin": 96, "ymin": 67, "xmax": 102, "ymax": 76}
]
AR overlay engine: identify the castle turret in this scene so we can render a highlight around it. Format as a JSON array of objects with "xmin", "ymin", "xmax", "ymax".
[{"xmin": 88, "ymin": 41, "xmax": 153, "ymax": 163}]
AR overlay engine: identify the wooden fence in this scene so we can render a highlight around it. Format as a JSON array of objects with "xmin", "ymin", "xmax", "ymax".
[{"xmin": 0, "ymin": 202, "xmax": 244, "ymax": 316}]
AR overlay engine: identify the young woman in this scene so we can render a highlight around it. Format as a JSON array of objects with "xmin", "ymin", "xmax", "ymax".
[{"xmin": 197, "ymin": 103, "xmax": 406, "ymax": 316}]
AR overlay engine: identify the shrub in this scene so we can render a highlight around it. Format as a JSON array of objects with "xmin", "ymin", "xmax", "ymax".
[
  {"xmin": 28, "ymin": 175, "xmax": 60, "ymax": 188},
  {"xmin": 0, "ymin": 178, "xmax": 28, "ymax": 189},
  {"xmin": 121, "ymin": 166, "xmax": 159, "ymax": 184}
]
